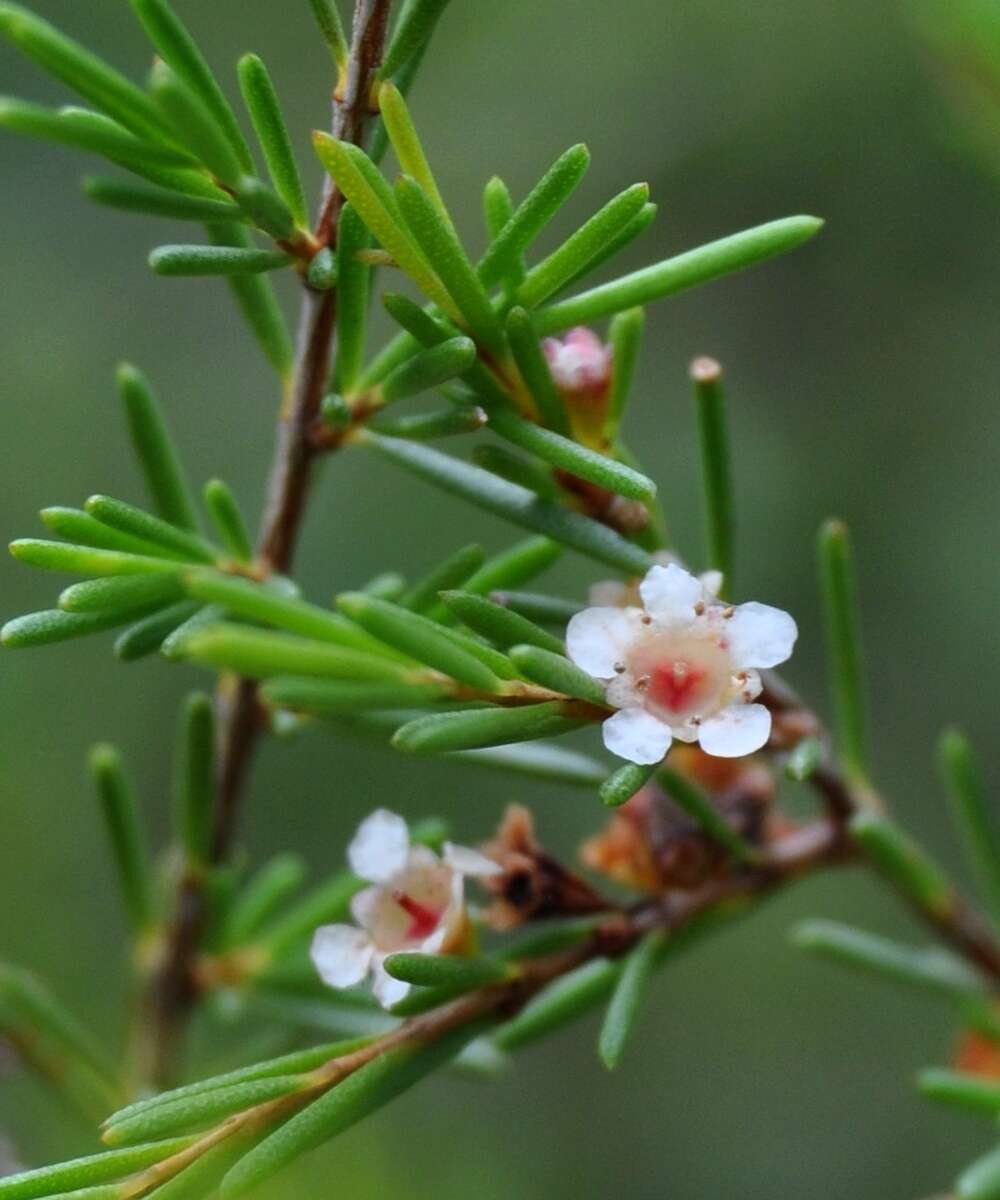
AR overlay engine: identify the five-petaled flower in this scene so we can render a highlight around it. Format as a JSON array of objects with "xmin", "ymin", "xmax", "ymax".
[
  {"xmin": 566, "ymin": 562, "xmax": 798, "ymax": 765},
  {"xmin": 310, "ymin": 809, "xmax": 500, "ymax": 1009}
]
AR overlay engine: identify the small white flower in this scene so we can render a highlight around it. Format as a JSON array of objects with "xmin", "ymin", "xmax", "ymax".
[
  {"xmin": 310, "ymin": 809, "xmax": 500, "ymax": 1009},
  {"xmin": 567, "ymin": 563, "xmax": 797, "ymax": 766}
]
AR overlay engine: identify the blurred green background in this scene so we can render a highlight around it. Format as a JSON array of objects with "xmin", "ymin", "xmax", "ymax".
[{"xmin": 2, "ymin": 1, "xmax": 999, "ymax": 1196}]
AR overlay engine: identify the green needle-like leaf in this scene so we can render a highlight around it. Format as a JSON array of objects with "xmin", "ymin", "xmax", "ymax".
[
  {"xmin": 148, "ymin": 60, "xmax": 243, "ymax": 186},
  {"xmin": 850, "ymin": 811, "xmax": 957, "ymax": 920},
  {"xmin": 508, "ymin": 644, "xmax": 606, "ymax": 704},
  {"xmin": 308, "ymin": 0, "xmax": 348, "ymax": 68},
  {"xmin": 379, "ymin": 337, "xmax": 477, "ymax": 405},
  {"xmin": 88, "ymin": 744, "xmax": 154, "ymax": 934},
  {"xmin": 536, "ymin": 216, "xmax": 824, "ymax": 333},
  {"xmin": 85, "ymin": 494, "xmax": 216, "ymax": 563},
  {"xmin": 175, "ymin": 693, "xmax": 214, "ymax": 867},
  {"xmin": 219, "ymin": 1023, "xmax": 484, "ymax": 1198},
  {"xmin": 117, "ymin": 363, "xmax": 200, "ymax": 531},
  {"xmin": 607, "ymin": 307, "xmax": 645, "ymax": 433},
  {"xmin": 393, "ymin": 701, "xmax": 587, "ymax": 754},
  {"xmin": 223, "ymin": 854, "xmax": 306, "ymax": 948},
  {"xmin": 472, "ymin": 444, "xmax": 559, "ymax": 499},
  {"xmin": 505, "ymin": 306, "xmax": 569, "ymax": 435},
  {"xmin": 114, "ymin": 599, "xmax": 202, "ymax": 661},
  {"xmin": 59, "ymin": 573, "xmax": 183, "ymax": 614},
  {"xmin": 149, "ymin": 243, "xmax": 291, "ymax": 276},
  {"xmin": 365, "ymin": 435, "xmax": 653, "ymax": 574},
  {"xmin": 460, "ymin": 537, "xmax": 563, "ymax": 598},
  {"xmin": 82, "ymin": 175, "xmax": 241, "ymax": 221},
  {"xmin": 447, "ymin": 742, "xmax": 607, "ymax": 787},
  {"xmin": 336, "ymin": 592, "xmax": 502, "ymax": 690},
  {"xmin": 333, "ymin": 203, "xmax": 370, "ymax": 394},
  {"xmin": 383, "ymin": 953, "xmax": 509, "ymax": 989},
  {"xmin": 599, "ymin": 761, "xmax": 657, "ymax": 808},
  {"xmin": 1, "ymin": 607, "xmax": 148, "ymax": 648},
  {"xmin": 9, "ymin": 539, "xmax": 184, "ymax": 577},
  {"xmin": 263, "ymin": 676, "xmax": 450, "ymax": 714},
  {"xmin": 939, "ymin": 729, "xmax": 1000, "ymax": 926},
  {"xmin": 203, "ymin": 479, "xmax": 253, "ymax": 562},
  {"xmin": 494, "ymin": 958, "xmax": 620, "ymax": 1052},
  {"xmin": 791, "ymin": 919, "xmax": 985, "ymax": 998},
  {"xmin": 0, "ymin": 3, "xmax": 171, "ymax": 142},
  {"xmin": 817, "ymin": 518, "xmax": 869, "ymax": 785},
  {"xmin": 488, "ymin": 590, "xmax": 581, "ymax": 626},
  {"xmin": 918, "ymin": 1068, "xmax": 1000, "ymax": 1115},
  {"xmin": 238, "ymin": 54, "xmax": 308, "ymax": 228},
  {"xmin": 659, "ymin": 765, "xmax": 756, "ymax": 862},
  {"xmin": 41, "ymin": 505, "xmax": 179, "ymax": 558},
  {"xmin": 482, "ymin": 175, "xmax": 524, "ymax": 289},
  {"xmin": 556, "ymin": 201, "xmax": 658, "ymax": 299},
  {"xmin": 958, "ymin": 1144, "xmax": 1000, "ymax": 1200},
  {"xmin": 692, "ymin": 356, "xmax": 735, "ymax": 594},
  {"xmin": 478, "ymin": 144, "xmax": 591, "ymax": 289},
  {"xmin": 176, "ymin": 623, "xmax": 414, "ymax": 682},
  {"xmin": 255, "ymin": 875, "xmax": 364, "ymax": 962},
  {"xmin": 598, "ymin": 929, "xmax": 665, "ymax": 1069},
  {"xmin": 0, "ymin": 1138, "xmax": 196, "ymax": 1200},
  {"xmin": 517, "ymin": 183, "xmax": 650, "ymax": 308},
  {"xmin": 439, "ymin": 590, "xmax": 564, "ymax": 654},
  {"xmin": 400, "ymin": 544, "xmax": 485, "ymax": 613},
  {"xmin": 378, "ymin": 0, "xmax": 453, "ymax": 80},
  {"xmin": 233, "ymin": 175, "xmax": 295, "ymax": 239},
  {"xmin": 378, "ymin": 82, "xmax": 449, "ymax": 221},
  {"xmin": 160, "ymin": 603, "xmax": 225, "ymax": 660},
  {"xmin": 131, "ymin": 0, "xmax": 252, "ymax": 171},
  {"xmin": 372, "ymin": 406, "xmax": 489, "ymax": 440}
]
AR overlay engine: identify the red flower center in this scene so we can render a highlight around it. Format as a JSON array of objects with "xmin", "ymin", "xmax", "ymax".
[
  {"xmin": 393, "ymin": 891, "xmax": 442, "ymax": 940},
  {"xmin": 647, "ymin": 659, "xmax": 708, "ymax": 715}
]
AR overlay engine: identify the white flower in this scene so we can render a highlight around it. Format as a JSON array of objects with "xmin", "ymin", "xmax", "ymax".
[
  {"xmin": 588, "ymin": 551, "xmax": 722, "ymax": 609},
  {"xmin": 310, "ymin": 809, "xmax": 501, "ymax": 1009},
  {"xmin": 567, "ymin": 562, "xmax": 797, "ymax": 766}
]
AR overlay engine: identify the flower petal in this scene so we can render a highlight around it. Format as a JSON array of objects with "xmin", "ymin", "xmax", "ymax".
[
  {"xmin": 566, "ymin": 606, "xmax": 642, "ymax": 678},
  {"xmin": 697, "ymin": 703, "xmax": 771, "ymax": 758},
  {"xmin": 348, "ymin": 808, "xmax": 410, "ymax": 883},
  {"xmin": 725, "ymin": 602, "xmax": 798, "ymax": 669},
  {"xmin": 601, "ymin": 707, "xmax": 672, "ymax": 765},
  {"xmin": 310, "ymin": 924, "xmax": 373, "ymax": 989},
  {"xmin": 638, "ymin": 563, "xmax": 703, "ymax": 627},
  {"xmin": 349, "ymin": 885, "xmax": 382, "ymax": 931},
  {"xmin": 371, "ymin": 957, "xmax": 410, "ymax": 1009},
  {"xmin": 443, "ymin": 842, "xmax": 503, "ymax": 877}
]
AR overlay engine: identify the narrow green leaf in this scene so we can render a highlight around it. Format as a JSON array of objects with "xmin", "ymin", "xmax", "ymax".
[
  {"xmin": 939, "ymin": 729, "xmax": 1000, "ymax": 927},
  {"xmin": 365, "ymin": 434, "xmax": 653, "ymax": 574},
  {"xmin": 598, "ymin": 929, "xmax": 665, "ymax": 1069},
  {"xmin": 451, "ymin": 536, "xmax": 562, "ymax": 601},
  {"xmin": 82, "ymin": 174, "xmax": 240, "ymax": 221},
  {"xmin": 692, "ymin": 356, "xmax": 735, "ymax": 594},
  {"xmin": 485, "ymin": 405, "xmax": 657, "ymax": 502},
  {"xmin": 817, "ymin": 518, "xmax": 869, "ymax": 784},
  {"xmin": 205, "ymin": 221, "xmax": 294, "ymax": 379},
  {"xmin": 379, "ymin": 337, "xmax": 478, "ymax": 405},
  {"xmin": 114, "ymin": 599, "xmax": 201, "ymax": 661},
  {"xmin": 223, "ymin": 854, "xmax": 306, "ymax": 948},
  {"xmin": 918, "ymin": 1068, "xmax": 1000, "ymax": 1115},
  {"xmin": 333, "ymin": 203, "xmax": 370, "ymax": 394},
  {"xmin": 307, "ymin": 0, "xmax": 348, "ymax": 68},
  {"xmin": 791, "ymin": 919, "xmax": 985, "ymax": 997},
  {"xmin": 482, "ymin": 175, "xmax": 523, "ymax": 288},
  {"xmin": 378, "ymin": 0, "xmax": 452, "ymax": 80},
  {"xmin": 784, "ymin": 735, "xmax": 824, "ymax": 782},
  {"xmin": 607, "ymin": 307, "xmax": 645, "ymax": 431},
  {"xmin": 447, "ymin": 741, "xmax": 607, "ymax": 786},
  {"xmin": 378, "ymin": 82, "xmax": 448, "ymax": 221},
  {"xmin": 234, "ymin": 175, "xmax": 294, "ymax": 240},
  {"xmin": 1, "ymin": 607, "xmax": 139, "ymax": 648},
  {"xmin": 517, "ymin": 183, "xmax": 650, "ymax": 309},
  {"xmin": 505, "ymin": 306, "xmax": 569, "ymax": 435},
  {"xmin": 0, "ymin": 1138, "xmax": 195, "ymax": 1200},
  {"xmin": 373, "ymin": 406, "xmax": 490, "ymax": 440},
  {"xmin": 599, "ymin": 761, "xmax": 657, "ymax": 808},
  {"xmin": 400, "ymin": 544, "xmax": 485, "ymax": 613},
  {"xmin": 536, "ymin": 216, "xmax": 824, "ymax": 333},
  {"xmin": 202, "ymin": 480, "xmax": 253, "ymax": 562},
  {"xmin": 395, "ymin": 174, "xmax": 504, "ymax": 351},
  {"xmin": 432, "ymin": 621, "xmax": 519, "ymax": 680},
  {"xmin": 238, "ymin": 54, "xmax": 307, "ymax": 228},
  {"xmin": 41, "ymin": 504, "xmax": 177, "ymax": 558},
  {"xmin": 263, "ymin": 676, "xmax": 449, "ymax": 714},
  {"xmin": 149, "ymin": 243, "xmax": 291, "ymax": 276},
  {"xmin": 88, "ymin": 744, "xmax": 154, "ymax": 933},
  {"xmin": 957, "ymin": 1144, "xmax": 1000, "ymax": 1199},
  {"xmin": 508, "ymin": 644, "xmax": 606, "ymax": 704},
  {"xmin": 360, "ymin": 572, "xmax": 407, "ymax": 600},
  {"xmin": 131, "ymin": 0, "xmax": 252, "ymax": 171},
  {"xmin": 494, "ymin": 958, "xmax": 620, "ymax": 1052},
  {"xmin": 138, "ymin": 1129, "xmax": 258, "ymax": 1200},
  {"xmin": 148, "ymin": 60, "xmax": 242, "ymax": 185},
  {"xmin": 9, "ymin": 539, "xmax": 182, "ymax": 577},
  {"xmin": 439, "ymin": 590, "xmax": 564, "ymax": 654},
  {"xmin": 116, "ymin": 363, "xmax": 200, "ymax": 531},
  {"xmin": 383, "ymin": 953, "xmax": 509, "ymax": 989},
  {"xmin": 336, "ymin": 591, "xmax": 501, "ymax": 690},
  {"xmin": 255, "ymin": 874, "xmax": 363, "ymax": 962},
  {"xmin": 472, "ymin": 444, "xmax": 559, "ymax": 498},
  {"xmin": 175, "ymin": 623, "xmax": 413, "ymax": 682},
  {"xmin": 175, "ymin": 693, "xmax": 214, "ymax": 867},
  {"xmin": 850, "ymin": 812, "xmax": 957, "ymax": 919},
  {"xmin": 59, "ymin": 572, "xmax": 183, "ymax": 614},
  {"xmin": 0, "ymin": 3, "xmax": 170, "ymax": 141},
  {"xmin": 488, "ymin": 589, "xmax": 581, "ymax": 626},
  {"xmin": 313, "ymin": 134, "xmax": 452, "ymax": 312},
  {"xmin": 658, "ymin": 765, "xmax": 756, "ymax": 862},
  {"xmin": 84, "ymin": 495, "xmax": 215, "ymax": 563},
  {"xmin": 478, "ymin": 144, "xmax": 591, "ymax": 289},
  {"xmin": 557, "ymin": 202, "xmax": 658, "ymax": 299},
  {"xmin": 160, "ymin": 603, "xmax": 224, "ymax": 660},
  {"xmin": 393, "ymin": 701, "xmax": 586, "ymax": 754},
  {"xmin": 219, "ymin": 1023, "xmax": 484, "ymax": 1198}
]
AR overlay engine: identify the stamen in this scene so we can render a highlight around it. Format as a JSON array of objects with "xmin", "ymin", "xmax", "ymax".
[
  {"xmin": 614, "ymin": 661, "xmax": 626, "ymax": 674},
  {"xmin": 694, "ymin": 600, "xmax": 706, "ymax": 616},
  {"xmin": 722, "ymin": 606, "xmax": 735, "ymax": 619}
]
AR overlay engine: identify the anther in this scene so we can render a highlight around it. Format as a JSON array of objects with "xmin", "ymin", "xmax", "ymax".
[{"xmin": 722, "ymin": 606, "xmax": 735, "ymax": 619}]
